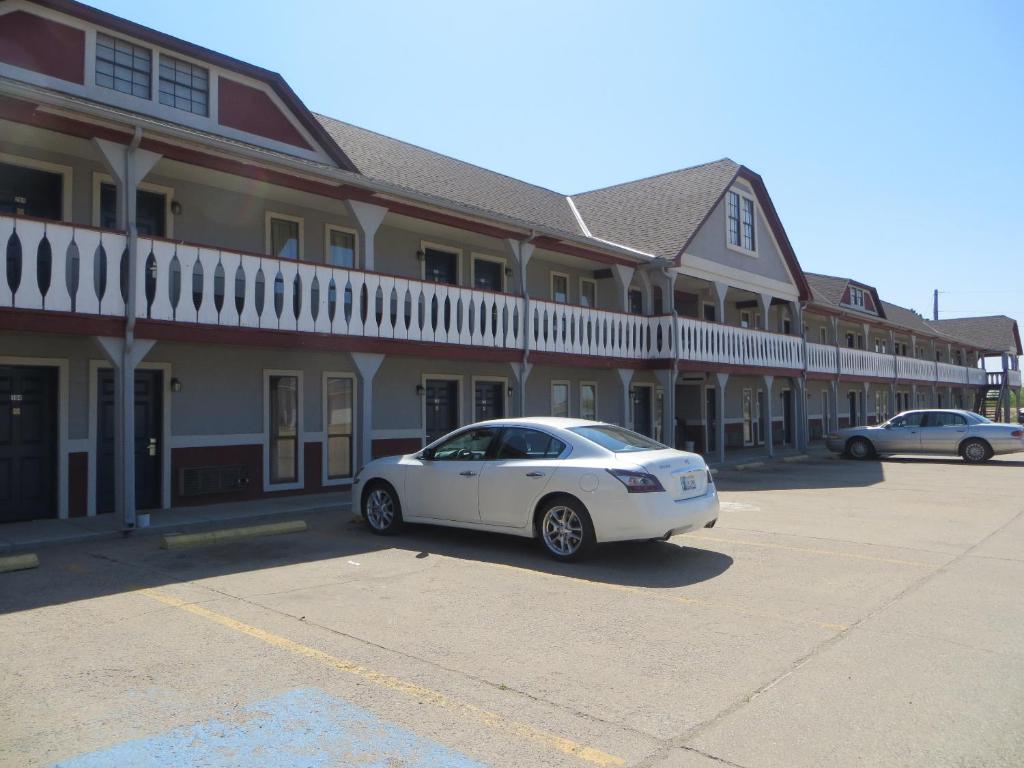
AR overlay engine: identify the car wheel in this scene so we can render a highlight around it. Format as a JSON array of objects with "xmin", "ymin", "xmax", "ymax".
[
  {"xmin": 536, "ymin": 496, "xmax": 596, "ymax": 562},
  {"xmin": 845, "ymin": 437, "xmax": 875, "ymax": 460},
  {"xmin": 363, "ymin": 481, "xmax": 403, "ymax": 535},
  {"xmin": 960, "ymin": 438, "xmax": 992, "ymax": 464}
]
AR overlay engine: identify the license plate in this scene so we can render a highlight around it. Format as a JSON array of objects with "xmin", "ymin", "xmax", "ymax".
[{"xmin": 681, "ymin": 476, "xmax": 697, "ymax": 491}]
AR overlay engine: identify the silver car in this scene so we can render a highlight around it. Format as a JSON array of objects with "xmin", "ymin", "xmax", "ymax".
[{"xmin": 826, "ymin": 409, "xmax": 1024, "ymax": 463}]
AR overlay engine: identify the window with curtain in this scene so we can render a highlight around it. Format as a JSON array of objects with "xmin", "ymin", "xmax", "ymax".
[{"xmin": 269, "ymin": 375, "xmax": 298, "ymax": 484}]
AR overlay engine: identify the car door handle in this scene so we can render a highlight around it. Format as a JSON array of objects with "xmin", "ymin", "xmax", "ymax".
[
  {"xmin": 459, "ymin": 470, "xmax": 478, "ymax": 477},
  {"xmin": 526, "ymin": 471, "xmax": 545, "ymax": 478}
]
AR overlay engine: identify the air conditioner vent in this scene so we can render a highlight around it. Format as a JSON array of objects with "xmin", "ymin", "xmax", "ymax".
[{"xmin": 179, "ymin": 465, "xmax": 249, "ymax": 497}]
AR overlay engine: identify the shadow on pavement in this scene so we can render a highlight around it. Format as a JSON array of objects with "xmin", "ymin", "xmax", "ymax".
[
  {"xmin": 714, "ymin": 458, "xmax": 885, "ymax": 491},
  {"xmin": 0, "ymin": 511, "xmax": 733, "ymax": 615}
]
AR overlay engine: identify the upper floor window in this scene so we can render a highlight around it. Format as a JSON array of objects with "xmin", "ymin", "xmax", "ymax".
[
  {"xmin": 727, "ymin": 191, "xmax": 756, "ymax": 252},
  {"xmin": 96, "ymin": 33, "xmax": 151, "ymax": 99},
  {"xmin": 628, "ymin": 289, "xmax": 644, "ymax": 315},
  {"xmin": 551, "ymin": 273, "xmax": 569, "ymax": 304},
  {"xmin": 580, "ymin": 278, "xmax": 597, "ymax": 308},
  {"xmin": 819, "ymin": 327, "xmax": 828, "ymax": 344},
  {"xmin": 267, "ymin": 213, "xmax": 302, "ymax": 260},
  {"xmin": 849, "ymin": 287, "xmax": 865, "ymax": 308},
  {"xmin": 326, "ymin": 225, "xmax": 356, "ymax": 268},
  {"xmin": 159, "ymin": 55, "xmax": 209, "ymax": 116}
]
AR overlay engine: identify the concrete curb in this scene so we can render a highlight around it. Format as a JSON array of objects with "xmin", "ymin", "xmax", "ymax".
[
  {"xmin": 0, "ymin": 553, "xmax": 40, "ymax": 573},
  {"xmin": 733, "ymin": 461, "xmax": 766, "ymax": 471},
  {"xmin": 160, "ymin": 520, "xmax": 308, "ymax": 550},
  {"xmin": 782, "ymin": 454, "xmax": 811, "ymax": 463}
]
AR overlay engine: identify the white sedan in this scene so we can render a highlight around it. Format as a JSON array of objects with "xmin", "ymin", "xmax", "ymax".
[{"xmin": 352, "ymin": 417, "xmax": 719, "ymax": 561}]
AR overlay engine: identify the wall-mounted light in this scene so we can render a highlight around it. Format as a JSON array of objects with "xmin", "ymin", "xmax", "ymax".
[
  {"xmin": 416, "ymin": 249, "xmax": 425, "ymax": 262},
  {"xmin": 507, "ymin": 385, "xmax": 514, "ymax": 397},
  {"xmin": 504, "ymin": 267, "xmax": 514, "ymax": 278},
  {"xmin": 171, "ymin": 377, "xmax": 183, "ymax": 392},
  {"xmin": 170, "ymin": 200, "xmax": 183, "ymax": 216},
  {"xmin": 416, "ymin": 384, "xmax": 425, "ymax": 396}
]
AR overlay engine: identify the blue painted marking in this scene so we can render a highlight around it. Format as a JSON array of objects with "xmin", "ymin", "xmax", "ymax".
[{"xmin": 55, "ymin": 687, "xmax": 489, "ymax": 768}]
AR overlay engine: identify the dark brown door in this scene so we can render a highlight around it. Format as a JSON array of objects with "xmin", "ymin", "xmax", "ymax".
[
  {"xmin": 782, "ymin": 390, "xmax": 793, "ymax": 445},
  {"xmin": 97, "ymin": 369, "xmax": 162, "ymax": 514},
  {"xmin": 425, "ymin": 379, "xmax": 459, "ymax": 445},
  {"xmin": 632, "ymin": 386, "xmax": 653, "ymax": 437},
  {"xmin": 0, "ymin": 366, "xmax": 57, "ymax": 522},
  {"xmin": 474, "ymin": 380, "xmax": 504, "ymax": 422}
]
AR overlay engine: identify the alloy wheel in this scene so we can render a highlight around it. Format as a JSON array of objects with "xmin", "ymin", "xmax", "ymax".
[
  {"xmin": 366, "ymin": 488, "xmax": 395, "ymax": 530},
  {"xmin": 964, "ymin": 442, "xmax": 986, "ymax": 462},
  {"xmin": 542, "ymin": 505, "xmax": 583, "ymax": 556}
]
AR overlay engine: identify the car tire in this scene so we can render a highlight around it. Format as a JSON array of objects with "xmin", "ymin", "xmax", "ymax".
[
  {"xmin": 845, "ymin": 437, "xmax": 875, "ymax": 460},
  {"xmin": 536, "ymin": 496, "xmax": 596, "ymax": 562},
  {"xmin": 960, "ymin": 438, "xmax": 992, "ymax": 464},
  {"xmin": 363, "ymin": 481, "xmax": 403, "ymax": 535}
]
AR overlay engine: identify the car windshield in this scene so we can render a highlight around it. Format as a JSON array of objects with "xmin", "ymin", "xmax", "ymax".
[{"xmin": 569, "ymin": 425, "xmax": 666, "ymax": 453}]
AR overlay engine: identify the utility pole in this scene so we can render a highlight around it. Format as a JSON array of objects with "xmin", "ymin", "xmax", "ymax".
[{"xmin": 933, "ymin": 289, "xmax": 939, "ymax": 321}]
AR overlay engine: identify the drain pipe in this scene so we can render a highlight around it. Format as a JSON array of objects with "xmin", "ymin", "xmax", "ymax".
[
  {"xmin": 517, "ymin": 230, "xmax": 537, "ymax": 417},
  {"xmin": 798, "ymin": 299, "xmax": 810, "ymax": 450},
  {"xmin": 662, "ymin": 266, "xmax": 680, "ymax": 447}
]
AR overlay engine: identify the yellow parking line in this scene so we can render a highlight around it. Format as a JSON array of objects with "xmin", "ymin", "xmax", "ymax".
[
  {"xmin": 466, "ymin": 560, "xmax": 848, "ymax": 632},
  {"xmin": 137, "ymin": 587, "xmax": 624, "ymax": 767},
  {"xmin": 691, "ymin": 534, "xmax": 936, "ymax": 568}
]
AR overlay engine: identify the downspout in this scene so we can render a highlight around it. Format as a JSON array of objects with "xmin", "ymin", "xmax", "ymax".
[
  {"xmin": 518, "ymin": 230, "xmax": 537, "ymax": 417},
  {"xmin": 798, "ymin": 300, "xmax": 809, "ymax": 449},
  {"xmin": 120, "ymin": 125, "xmax": 143, "ymax": 531},
  {"xmin": 663, "ymin": 266, "xmax": 680, "ymax": 447}
]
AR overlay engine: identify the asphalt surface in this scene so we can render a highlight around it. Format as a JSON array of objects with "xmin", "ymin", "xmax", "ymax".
[{"xmin": 1, "ymin": 454, "xmax": 1022, "ymax": 767}]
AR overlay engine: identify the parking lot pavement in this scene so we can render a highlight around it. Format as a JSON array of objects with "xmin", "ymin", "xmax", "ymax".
[{"xmin": 1, "ymin": 455, "xmax": 1022, "ymax": 768}]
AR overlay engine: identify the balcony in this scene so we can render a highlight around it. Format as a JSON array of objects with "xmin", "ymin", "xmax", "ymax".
[{"xmin": 0, "ymin": 215, "xmax": 995, "ymax": 383}]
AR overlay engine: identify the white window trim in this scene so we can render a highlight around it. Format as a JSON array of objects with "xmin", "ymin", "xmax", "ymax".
[
  {"xmin": 322, "ymin": 371, "xmax": 357, "ymax": 487},
  {"xmin": 0, "ymin": 153, "xmax": 74, "ymax": 223},
  {"xmin": 156, "ymin": 51, "xmax": 210, "ymax": 117},
  {"xmin": 551, "ymin": 379, "xmax": 571, "ymax": 417},
  {"xmin": 420, "ymin": 241, "xmax": 463, "ymax": 284},
  {"xmin": 263, "ymin": 369, "xmax": 304, "ymax": 492},
  {"xmin": 470, "ymin": 252, "xmax": 507, "ymax": 292},
  {"xmin": 725, "ymin": 187, "xmax": 759, "ymax": 257},
  {"xmin": 579, "ymin": 381, "xmax": 599, "ymax": 421},
  {"xmin": 324, "ymin": 224, "xmax": 359, "ymax": 269},
  {"xmin": 471, "ymin": 375, "xmax": 510, "ymax": 420},
  {"xmin": 91, "ymin": 172, "xmax": 175, "ymax": 236},
  {"xmin": 421, "ymin": 374, "xmax": 463, "ymax": 446},
  {"xmin": 550, "ymin": 271, "xmax": 571, "ymax": 304},
  {"xmin": 579, "ymin": 277, "xmax": 598, "ymax": 309},
  {"xmin": 265, "ymin": 211, "xmax": 304, "ymax": 260}
]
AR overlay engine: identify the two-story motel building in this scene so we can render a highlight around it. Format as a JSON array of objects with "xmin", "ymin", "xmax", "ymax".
[{"xmin": 1, "ymin": 0, "xmax": 1021, "ymax": 527}]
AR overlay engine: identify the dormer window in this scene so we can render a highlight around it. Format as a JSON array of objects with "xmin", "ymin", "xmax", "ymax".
[
  {"xmin": 96, "ymin": 34, "xmax": 151, "ymax": 99},
  {"xmin": 726, "ymin": 191, "xmax": 756, "ymax": 252},
  {"xmin": 159, "ymin": 55, "xmax": 209, "ymax": 116},
  {"xmin": 850, "ymin": 287, "xmax": 865, "ymax": 308}
]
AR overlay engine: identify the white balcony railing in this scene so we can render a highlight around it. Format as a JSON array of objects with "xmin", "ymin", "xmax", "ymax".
[{"xmin": 0, "ymin": 215, "xmax": 1004, "ymax": 384}]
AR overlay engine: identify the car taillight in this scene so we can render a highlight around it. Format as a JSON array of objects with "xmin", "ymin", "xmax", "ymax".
[
  {"xmin": 1012, "ymin": 430, "xmax": 1023, "ymax": 438},
  {"xmin": 606, "ymin": 468, "xmax": 665, "ymax": 493},
  {"xmin": 706, "ymin": 469, "xmax": 715, "ymax": 487}
]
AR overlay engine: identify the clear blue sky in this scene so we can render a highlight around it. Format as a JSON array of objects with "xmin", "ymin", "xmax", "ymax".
[{"xmin": 91, "ymin": 0, "xmax": 1023, "ymax": 333}]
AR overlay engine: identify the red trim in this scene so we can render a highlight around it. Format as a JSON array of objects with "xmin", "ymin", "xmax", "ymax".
[
  {"xmin": 528, "ymin": 351, "xmax": 664, "ymax": 370},
  {"xmin": 677, "ymin": 360, "xmax": 802, "ymax": 378},
  {"xmin": 29, "ymin": 0, "xmax": 356, "ymax": 170},
  {"xmin": 0, "ymin": 308, "xmax": 123, "ymax": 337},
  {"xmin": 68, "ymin": 451, "xmax": 88, "ymax": 518},
  {"xmin": 0, "ymin": 10, "xmax": 85, "ymax": 83},
  {"xmin": 373, "ymin": 438, "xmax": 421, "ymax": 458},
  {"xmin": 218, "ymin": 77, "xmax": 312, "ymax": 150}
]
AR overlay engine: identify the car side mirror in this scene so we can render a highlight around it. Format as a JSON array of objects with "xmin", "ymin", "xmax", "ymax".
[{"xmin": 420, "ymin": 448, "xmax": 435, "ymax": 460}]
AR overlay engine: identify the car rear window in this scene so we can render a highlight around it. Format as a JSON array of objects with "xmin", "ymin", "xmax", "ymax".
[{"xmin": 569, "ymin": 425, "xmax": 666, "ymax": 453}]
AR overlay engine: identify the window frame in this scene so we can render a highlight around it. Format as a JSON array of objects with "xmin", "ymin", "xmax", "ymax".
[
  {"xmin": 550, "ymin": 271, "xmax": 570, "ymax": 304},
  {"xmin": 0, "ymin": 152, "xmax": 74, "ymax": 223},
  {"xmin": 470, "ymin": 252, "xmax": 507, "ymax": 292},
  {"xmin": 92, "ymin": 172, "xmax": 175, "ymax": 236},
  {"xmin": 265, "ymin": 212, "xmax": 304, "ymax": 261},
  {"xmin": 158, "ymin": 52, "xmax": 209, "ymax": 116},
  {"xmin": 420, "ymin": 241, "xmax": 463, "ymax": 285},
  {"xmin": 95, "ymin": 32, "xmax": 152, "ymax": 100},
  {"xmin": 579, "ymin": 277, "xmax": 598, "ymax": 309},
  {"xmin": 263, "ymin": 369, "xmax": 304, "ymax": 492},
  {"xmin": 324, "ymin": 224, "xmax": 359, "ymax": 269},
  {"xmin": 550, "ymin": 380, "xmax": 571, "ymax": 417},
  {"xmin": 628, "ymin": 288, "xmax": 645, "ymax": 316},
  {"xmin": 471, "ymin": 375, "xmax": 509, "ymax": 422},
  {"xmin": 493, "ymin": 427, "xmax": 568, "ymax": 461},
  {"xmin": 579, "ymin": 381, "xmax": 598, "ymax": 421},
  {"xmin": 322, "ymin": 372, "xmax": 356, "ymax": 486},
  {"xmin": 725, "ymin": 187, "xmax": 758, "ymax": 256}
]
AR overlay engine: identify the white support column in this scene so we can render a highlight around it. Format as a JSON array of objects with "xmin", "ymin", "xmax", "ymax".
[
  {"xmin": 863, "ymin": 381, "xmax": 871, "ymax": 425},
  {"xmin": 612, "ymin": 264, "xmax": 635, "ymax": 312},
  {"xmin": 617, "ymin": 368, "xmax": 634, "ymax": 429},
  {"xmin": 793, "ymin": 377, "xmax": 807, "ymax": 450},
  {"xmin": 712, "ymin": 281, "xmax": 729, "ymax": 324},
  {"xmin": 716, "ymin": 373, "xmax": 728, "ymax": 464},
  {"xmin": 830, "ymin": 379, "xmax": 839, "ymax": 432},
  {"xmin": 763, "ymin": 375, "xmax": 774, "ymax": 457},
  {"xmin": 343, "ymin": 200, "xmax": 388, "ymax": 271},
  {"xmin": 352, "ymin": 353, "xmax": 385, "ymax": 469},
  {"xmin": 654, "ymin": 368, "xmax": 677, "ymax": 448},
  {"xmin": 758, "ymin": 293, "xmax": 772, "ymax": 330}
]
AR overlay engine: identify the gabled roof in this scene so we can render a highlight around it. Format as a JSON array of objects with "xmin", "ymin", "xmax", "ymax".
[
  {"xmin": 569, "ymin": 159, "xmax": 740, "ymax": 260},
  {"xmin": 316, "ymin": 115, "xmax": 586, "ymax": 239},
  {"xmin": 805, "ymin": 273, "xmax": 885, "ymax": 318},
  {"xmin": 927, "ymin": 316, "xmax": 1023, "ymax": 355},
  {"xmin": 879, "ymin": 301, "xmax": 936, "ymax": 337}
]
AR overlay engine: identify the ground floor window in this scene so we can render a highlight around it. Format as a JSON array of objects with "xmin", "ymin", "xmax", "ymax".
[
  {"xmin": 742, "ymin": 388, "xmax": 754, "ymax": 445},
  {"xmin": 268, "ymin": 373, "xmax": 300, "ymax": 485},
  {"xmin": 821, "ymin": 390, "xmax": 831, "ymax": 432},
  {"xmin": 551, "ymin": 381, "xmax": 569, "ymax": 417},
  {"xmin": 325, "ymin": 375, "xmax": 354, "ymax": 480},
  {"xmin": 580, "ymin": 382, "xmax": 597, "ymax": 421}
]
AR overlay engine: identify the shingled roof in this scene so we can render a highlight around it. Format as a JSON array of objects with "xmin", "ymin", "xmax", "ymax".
[
  {"xmin": 569, "ymin": 159, "xmax": 741, "ymax": 260},
  {"xmin": 805, "ymin": 273, "xmax": 885, "ymax": 317},
  {"xmin": 927, "ymin": 316, "xmax": 1023, "ymax": 355},
  {"xmin": 316, "ymin": 114, "xmax": 586, "ymax": 239}
]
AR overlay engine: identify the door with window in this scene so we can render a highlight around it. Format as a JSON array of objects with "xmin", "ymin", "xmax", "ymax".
[
  {"xmin": 742, "ymin": 388, "xmax": 754, "ymax": 446},
  {"xmin": 0, "ymin": 162, "xmax": 63, "ymax": 220},
  {"xmin": 478, "ymin": 427, "xmax": 565, "ymax": 527},
  {"xmin": 406, "ymin": 427, "xmax": 498, "ymax": 521},
  {"xmin": 632, "ymin": 385, "xmax": 653, "ymax": 437},
  {"xmin": 919, "ymin": 411, "xmax": 968, "ymax": 453},
  {"xmin": 877, "ymin": 411, "xmax": 923, "ymax": 452},
  {"xmin": 474, "ymin": 380, "xmax": 505, "ymax": 422},
  {"xmin": 472, "ymin": 257, "xmax": 503, "ymax": 292},
  {"xmin": 755, "ymin": 390, "xmax": 765, "ymax": 445},
  {"xmin": 0, "ymin": 366, "xmax": 57, "ymax": 522},
  {"xmin": 424, "ymin": 379, "xmax": 459, "ymax": 445},
  {"xmin": 98, "ymin": 369, "xmax": 162, "ymax": 513}
]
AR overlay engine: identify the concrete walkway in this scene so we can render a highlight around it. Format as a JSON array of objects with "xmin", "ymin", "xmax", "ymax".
[
  {"xmin": 707, "ymin": 442, "xmax": 833, "ymax": 470},
  {"xmin": 0, "ymin": 490, "xmax": 352, "ymax": 554}
]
